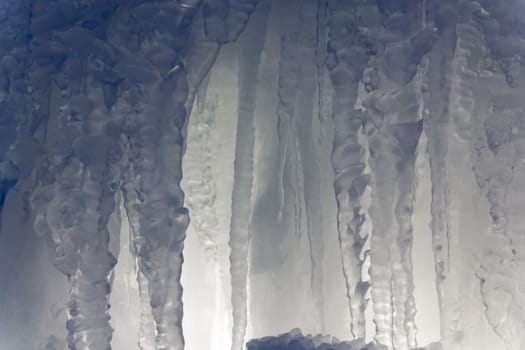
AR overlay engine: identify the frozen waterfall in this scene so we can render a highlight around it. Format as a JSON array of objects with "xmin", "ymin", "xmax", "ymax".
[{"xmin": 0, "ymin": 0, "xmax": 524, "ymax": 350}]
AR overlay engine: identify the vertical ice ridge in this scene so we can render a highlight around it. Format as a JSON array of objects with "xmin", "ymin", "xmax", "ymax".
[
  {"xmin": 363, "ymin": 2, "xmax": 436, "ymax": 348},
  {"xmin": 182, "ymin": 89, "xmax": 233, "ymax": 350},
  {"xmin": 473, "ymin": 107, "xmax": 525, "ymax": 350},
  {"xmin": 424, "ymin": 1, "xmax": 460, "ymax": 347},
  {"xmin": 367, "ymin": 120, "xmax": 423, "ymax": 350},
  {"xmin": 54, "ymin": 169, "xmax": 118, "ymax": 350},
  {"xmin": 136, "ymin": 268, "xmax": 156, "ymax": 350},
  {"xmin": 368, "ymin": 133, "xmax": 396, "ymax": 348},
  {"xmin": 326, "ymin": 0, "xmax": 375, "ymax": 340},
  {"xmin": 468, "ymin": 4, "xmax": 525, "ymax": 347},
  {"xmin": 315, "ymin": 0, "xmax": 327, "ymax": 127},
  {"xmin": 122, "ymin": 181, "xmax": 156, "ymax": 350},
  {"xmin": 229, "ymin": 2, "xmax": 270, "ymax": 349},
  {"xmin": 368, "ymin": 121, "xmax": 424, "ymax": 350},
  {"xmin": 184, "ymin": 95, "xmax": 219, "ymax": 260},
  {"xmin": 27, "ymin": 2, "xmax": 123, "ymax": 348},
  {"xmin": 296, "ymin": 0, "xmax": 327, "ymax": 333},
  {"xmin": 276, "ymin": 32, "xmax": 301, "ymax": 221},
  {"xmin": 183, "ymin": 10, "xmax": 221, "ymax": 125},
  {"xmin": 109, "ymin": 2, "xmax": 199, "ymax": 348},
  {"xmin": 391, "ymin": 122, "xmax": 422, "ymax": 350}
]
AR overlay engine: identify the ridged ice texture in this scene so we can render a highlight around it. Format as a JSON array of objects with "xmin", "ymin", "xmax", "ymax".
[
  {"xmin": 229, "ymin": 3, "xmax": 270, "ymax": 349},
  {"xmin": 468, "ymin": 1, "xmax": 525, "ymax": 349},
  {"xmin": 24, "ymin": 2, "xmax": 126, "ymax": 349},
  {"xmin": 108, "ymin": 1, "xmax": 200, "ymax": 349},
  {"xmin": 1, "ymin": 0, "xmax": 525, "ymax": 349},
  {"xmin": 325, "ymin": 0, "xmax": 375, "ymax": 340},
  {"xmin": 423, "ymin": 1, "xmax": 462, "ymax": 348},
  {"xmin": 364, "ymin": 2, "xmax": 436, "ymax": 349},
  {"xmin": 273, "ymin": 0, "xmax": 325, "ymax": 332}
]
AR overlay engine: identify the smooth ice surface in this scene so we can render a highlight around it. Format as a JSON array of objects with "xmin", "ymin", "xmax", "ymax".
[{"xmin": 0, "ymin": 0, "xmax": 525, "ymax": 350}]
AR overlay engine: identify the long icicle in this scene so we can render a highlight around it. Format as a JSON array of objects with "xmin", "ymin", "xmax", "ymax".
[
  {"xmin": 30, "ymin": 1, "xmax": 123, "ymax": 348},
  {"xmin": 111, "ymin": 1, "xmax": 202, "ymax": 348},
  {"xmin": 326, "ymin": 0, "xmax": 376, "ymax": 339},
  {"xmin": 229, "ymin": 2, "xmax": 270, "ymax": 349}
]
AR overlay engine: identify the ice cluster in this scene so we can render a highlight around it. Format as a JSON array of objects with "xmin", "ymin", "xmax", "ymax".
[
  {"xmin": 0, "ymin": 0, "xmax": 524, "ymax": 350},
  {"xmin": 246, "ymin": 329, "xmax": 442, "ymax": 350}
]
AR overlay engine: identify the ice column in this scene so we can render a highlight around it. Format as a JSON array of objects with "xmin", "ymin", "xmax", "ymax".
[
  {"xmin": 273, "ymin": 0, "xmax": 325, "ymax": 332},
  {"xmin": 109, "ymin": 1, "xmax": 200, "ymax": 349},
  {"xmin": 365, "ymin": 3, "xmax": 436, "ymax": 348},
  {"xmin": 28, "ymin": 2, "xmax": 124, "ymax": 349},
  {"xmin": 470, "ymin": 2, "xmax": 525, "ymax": 349},
  {"xmin": 229, "ymin": 2, "xmax": 270, "ymax": 349},
  {"xmin": 325, "ymin": 0, "xmax": 377, "ymax": 339},
  {"xmin": 424, "ymin": 1, "xmax": 463, "ymax": 348}
]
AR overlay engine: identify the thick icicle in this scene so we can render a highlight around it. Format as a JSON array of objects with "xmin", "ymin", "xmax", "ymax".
[
  {"xmin": 108, "ymin": 1, "xmax": 201, "ymax": 349},
  {"xmin": 25, "ymin": 2, "xmax": 126, "ymax": 349},
  {"xmin": 469, "ymin": 2, "xmax": 525, "ymax": 349},
  {"xmin": 424, "ymin": 1, "xmax": 461, "ymax": 348},
  {"xmin": 229, "ymin": 2, "xmax": 270, "ymax": 349},
  {"xmin": 325, "ymin": 0, "xmax": 377, "ymax": 340},
  {"xmin": 424, "ymin": 2, "xmax": 506, "ymax": 349},
  {"xmin": 474, "ymin": 109, "xmax": 525, "ymax": 350},
  {"xmin": 270, "ymin": 0, "xmax": 326, "ymax": 333},
  {"xmin": 121, "ymin": 182, "xmax": 156, "ymax": 350},
  {"xmin": 182, "ymin": 1, "xmax": 263, "ymax": 346},
  {"xmin": 368, "ymin": 119, "xmax": 423, "ymax": 350},
  {"xmin": 364, "ymin": 2, "xmax": 436, "ymax": 348},
  {"xmin": 296, "ymin": 0, "xmax": 327, "ymax": 333}
]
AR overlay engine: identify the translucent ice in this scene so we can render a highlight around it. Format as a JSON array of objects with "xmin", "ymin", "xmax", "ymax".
[{"xmin": 0, "ymin": 1, "xmax": 524, "ymax": 350}]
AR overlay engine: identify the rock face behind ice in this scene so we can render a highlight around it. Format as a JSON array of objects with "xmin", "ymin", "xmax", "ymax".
[{"xmin": 246, "ymin": 330, "xmax": 442, "ymax": 350}]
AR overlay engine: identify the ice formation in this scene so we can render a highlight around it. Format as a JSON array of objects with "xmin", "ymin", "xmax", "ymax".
[{"xmin": 0, "ymin": 0, "xmax": 524, "ymax": 350}]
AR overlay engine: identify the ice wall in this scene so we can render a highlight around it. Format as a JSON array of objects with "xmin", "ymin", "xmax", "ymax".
[{"xmin": 0, "ymin": 1, "xmax": 524, "ymax": 350}]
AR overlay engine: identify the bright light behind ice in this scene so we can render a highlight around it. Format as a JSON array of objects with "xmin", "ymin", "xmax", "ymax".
[{"xmin": 0, "ymin": 0, "xmax": 524, "ymax": 350}]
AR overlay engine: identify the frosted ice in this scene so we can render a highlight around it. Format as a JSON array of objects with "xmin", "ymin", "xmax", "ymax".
[{"xmin": 0, "ymin": 0, "xmax": 524, "ymax": 350}]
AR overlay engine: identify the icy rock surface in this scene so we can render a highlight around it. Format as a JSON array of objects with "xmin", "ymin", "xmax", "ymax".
[
  {"xmin": 246, "ymin": 329, "xmax": 442, "ymax": 350},
  {"xmin": 0, "ymin": 0, "xmax": 524, "ymax": 350}
]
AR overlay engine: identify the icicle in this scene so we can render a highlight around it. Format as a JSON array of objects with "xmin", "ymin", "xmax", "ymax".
[
  {"xmin": 315, "ymin": 0, "xmax": 327, "ymax": 126},
  {"xmin": 424, "ymin": 1, "xmax": 460, "ymax": 348},
  {"xmin": 362, "ymin": 3, "xmax": 437, "ymax": 349},
  {"xmin": 24, "ymin": 2, "xmax": 125, "ymax": 348},
  {"xmin": 276, "ymin": 32, "xmax": 300, "ymax": 221},
  {"xmin": 296, "ymin": 0, "xmax": 327, "ymax": 333},
  {"xmin": 468, "ymin": 2, "xmax": 525, "ymax": 349},
  {"xmin": 229, "ymin": 2, "xmax": 270, "ymax": 349},
  {"xmin": 108, "ymin": 1, "xmax": 203, "ymax": 348},
  {"xmin": 184, "ymin": 9, "xmax": 221, "ymax": 121},
  {"xmin": 122, "ymin": 180, "xmax": 156, "ymax": 350},
  {"xmin": 474, "ymin": 108, "xmax": 525, "ymax": 350},
  {"xmin": 369, "ymin": 120, "xmax": 422, "ymax": 350},
  {"xmin": 325, "ymin": 0, "xmax": 376, "ymax": 340}
]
